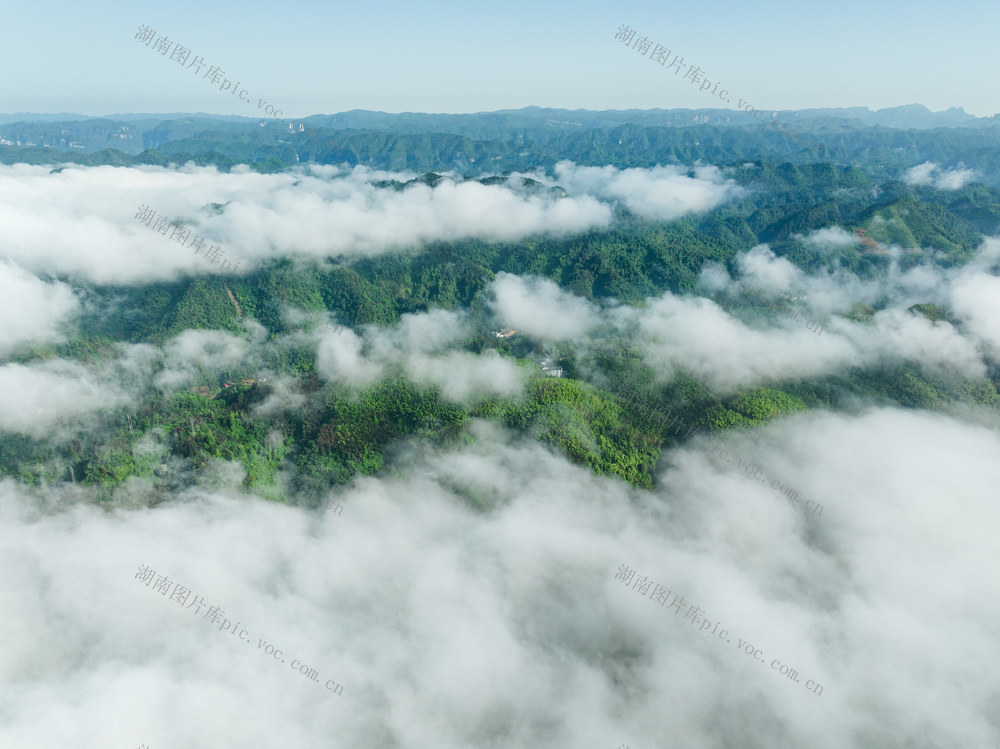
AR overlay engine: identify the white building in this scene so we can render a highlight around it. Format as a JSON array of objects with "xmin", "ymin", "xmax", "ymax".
[{"xmin": 535, "ymin": 356, "xmax": 564, "ymax": 377}]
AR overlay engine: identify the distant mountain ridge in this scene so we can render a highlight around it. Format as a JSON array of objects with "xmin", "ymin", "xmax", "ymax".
[
  {"xmin": 3, "ymin": 106, "xmax": 1000, "ymax": 188},
  {"xmin": 778, "ymin": 104, "xmax": 997, "ymax": 130},
  {"xmin": 2, "ymin": 104, "xmax": 998, "ymax": 133}
]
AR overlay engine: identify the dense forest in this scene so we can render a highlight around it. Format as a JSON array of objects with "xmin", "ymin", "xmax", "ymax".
[
  {"xmin": 3, "ymin": 155, "xmax": 998, "ymax": 503},
  {"xmin": 4, "ymin": 110, "xmax": 1000, "ymax": 187}
]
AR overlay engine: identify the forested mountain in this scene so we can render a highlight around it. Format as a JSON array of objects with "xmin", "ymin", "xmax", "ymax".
[
  {"xmin": 3, "ymin": 106, "xmax": 1000, "ymax": 185},
  {"xmin": 3, "ymin": 156, "xmax": 998, "ymax": 502},
  {"xmin": 4, "ymin": 102, "xmax": 998, "ymax": 136}
]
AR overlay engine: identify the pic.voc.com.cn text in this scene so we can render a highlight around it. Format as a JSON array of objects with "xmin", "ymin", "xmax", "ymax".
[
  {"xmin": 133, "ymin": 24, "xmax": 284, "ymax": 118},
  {"xmin": 614, "ymin": 24, "xmax": 823, "ymax": 153},
  {"xmin": 133, "ymin": 563, "xmax": 344, "ymax": 697},
  {"xmin": 705, "ymin": 442, "xmax": 824, "ymax": 517},
  {"xmin": 614, "ymin": 563, "xmax": 824, "ymax": 695},
  {"xmin": 133, "ymin": 24, "xmax": 338, "ymax": 153}
]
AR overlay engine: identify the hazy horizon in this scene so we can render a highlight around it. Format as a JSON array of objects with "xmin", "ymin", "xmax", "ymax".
[
  {"xmin": 2, "ymin": 102, "xmax": 997, "ymax": 121},
  {"xmin": 2, "ymin": 1, "xmax": 998, "ymax": 116}
]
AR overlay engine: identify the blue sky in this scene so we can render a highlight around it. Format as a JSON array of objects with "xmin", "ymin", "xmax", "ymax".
[{"xmin": 2, "ymin": 0, "xmax": 997, "ymax": 117}]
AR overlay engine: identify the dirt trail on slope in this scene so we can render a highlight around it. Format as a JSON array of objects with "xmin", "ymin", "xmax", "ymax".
[{"xmin": 223, "ymin": 284, "xmax": 243, "ymax": 316}]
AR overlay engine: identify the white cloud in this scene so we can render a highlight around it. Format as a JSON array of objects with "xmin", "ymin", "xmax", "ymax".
[
  {"xmin": 0, "ymin": 261, "xmax": 78, "ymax": 355},
  {"xmin": 315, "ymin": 327, "xmax": 384, "ymax": 386},
  {"xmin": 903, "ymin": 161, "xmax": 939, "ymax": 186},
  {"xmin": 903, "ymin": 161, "xmax": 977, "ymax": 190},
  {"xmin": 631, "ymin": 237, "xmax": 996, "ymax": 391},
  {"xmin": 633, "ymin": 293, "xmax": 853, "ymax": 391},
  {"xmin": 795, "ymin": 226, "xmax": 859, "ymax": 250},
  {"xmin": 858, "ymin": 307, "xmax": 986, "ymax": 379},
  {"xmin": 1, "ymin": 407, "xmax": 998, "ymax": 748},
  {"xmin": 369, "ymin": 307, "xmax": 470, "ymax": 358},
  {"xmin": 405, "ymin": 350, "xmax": 526, "ymax": 405},
  {"xmin": 155, "ymin": 330, "xmax": 252, "ymax": 391},
  {"xmin": 0, "ymin": 164, "xmax": 611, "ymax": 285},
  {"xmin": 951, "ymin": 271, "xmax": 1000, "ymax": 358},
  {"xmin": 488, "ymin": 272, "xmax": 600, "ymax": 341},
  {"xmin": 553, "ymin": 161, "xmax": 743, "ymax": 221},
  {"xmin": 0, "ymin": 359, "xmax": 128, "ymax": 438},
  {"xmin": 736, "ymin": 244, "xmax": 803, "ymax": 291},
  {"xmin": 312, "ymin": 307, "xmax": 527, "ymax": 404}
]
